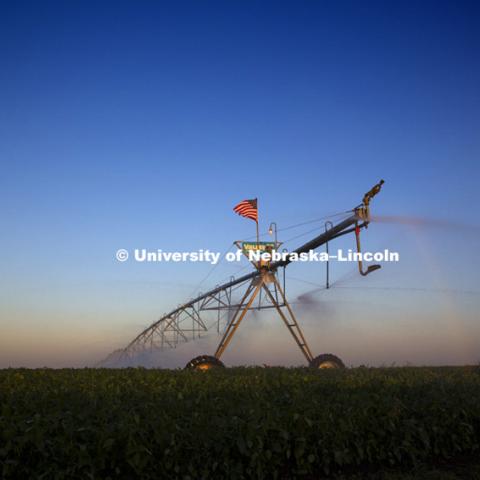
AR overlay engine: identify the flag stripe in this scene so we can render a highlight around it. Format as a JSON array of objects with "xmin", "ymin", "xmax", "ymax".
[{"xmin": 234, "ymin": 207, "xmax": 256, "ymax": 214}]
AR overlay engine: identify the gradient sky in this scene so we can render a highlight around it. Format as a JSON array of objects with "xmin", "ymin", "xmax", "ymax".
[{"xmin": 1, "ymin": 1, "xmax": 479, "ymax": 368}]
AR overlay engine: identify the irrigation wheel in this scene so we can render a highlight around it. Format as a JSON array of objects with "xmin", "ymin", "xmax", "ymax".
[
  {"xmin": 185, "ymin": 355, "xmax": 225, "ymax": 371},
  {"xmin": 309, "ymin": 353, "xmax": 345, "ymax": 369}
]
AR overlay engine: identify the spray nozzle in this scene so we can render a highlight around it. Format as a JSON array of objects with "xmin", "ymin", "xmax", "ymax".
[{"xmin": 363, "ymin": 179, "xmax": 385, "ymax": 206}]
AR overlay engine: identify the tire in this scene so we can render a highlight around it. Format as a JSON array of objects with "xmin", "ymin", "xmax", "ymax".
[
  {"xmin": 309, "ymin": 353, "xmax": 345, "ymax": 369},
  {"xmin": 185, "ymin": 355, "xmax": 225, "ymax": 371}
]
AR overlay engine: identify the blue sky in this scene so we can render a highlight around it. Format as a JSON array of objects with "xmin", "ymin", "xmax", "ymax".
[{"xmin": 1, "ymin": 1, "xmax": 479, "ymax": 367}]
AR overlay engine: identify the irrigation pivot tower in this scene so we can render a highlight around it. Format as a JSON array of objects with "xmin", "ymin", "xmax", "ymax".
[{"xmin": 101, "ymin": 180, "xmax": 385, "ymax": 370}]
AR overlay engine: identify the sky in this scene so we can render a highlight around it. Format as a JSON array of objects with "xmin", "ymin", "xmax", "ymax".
[{"xmin": 0, "ymin": 0, "xmax": 479, "ymax": 368}]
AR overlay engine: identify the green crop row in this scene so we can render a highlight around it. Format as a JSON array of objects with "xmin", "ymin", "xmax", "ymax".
[{"xmin": 1, "ymin": 367, "xmax": 479, "ymax": 479}]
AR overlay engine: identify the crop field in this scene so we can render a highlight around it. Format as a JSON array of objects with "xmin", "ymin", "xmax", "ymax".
[{"xmin": 1, "ymin": 367, "xmax": 480, "ymax": 479}]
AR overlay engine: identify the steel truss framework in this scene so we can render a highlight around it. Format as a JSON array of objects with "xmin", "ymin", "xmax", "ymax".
[{"xmin": 102, "ymin": 268, "xmax": 287, "ymax": 365}]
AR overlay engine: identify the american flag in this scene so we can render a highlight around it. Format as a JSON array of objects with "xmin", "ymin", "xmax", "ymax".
[{"xmin": 233, "ymin": 198, "xmax": 258, "ymax": 223}]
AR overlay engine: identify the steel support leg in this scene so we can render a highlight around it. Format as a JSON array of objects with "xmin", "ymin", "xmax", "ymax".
[
  {"xmin": 214, "ymin": 280, "xmax": 262, "ymax": 359},
  {"xmin": 262, "ymin": 275, "xmax": 314, "ymax": 363}
]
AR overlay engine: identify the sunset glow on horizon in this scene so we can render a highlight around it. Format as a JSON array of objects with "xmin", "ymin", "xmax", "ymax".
[{"xmin": 1, "ymin": 1, "xmax": 479, "ymax": 368}]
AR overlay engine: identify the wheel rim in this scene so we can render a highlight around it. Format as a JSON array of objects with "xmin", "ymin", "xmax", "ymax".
[
  {"xmin": 318, "ymin": 360, "xmax": 339, "ymax": 369},
  {"xmin": 185, "ymin": 355, "xmax": 225, "ymax": 371},
  {"xmin": 196, "ymin": 361, "xmax": 216, "ymax": 371}
]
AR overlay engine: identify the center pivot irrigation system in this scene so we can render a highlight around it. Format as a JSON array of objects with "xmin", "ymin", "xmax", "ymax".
[{"xmin": 101, "ymin": 180, "xmax": 385, "ymax": 370}]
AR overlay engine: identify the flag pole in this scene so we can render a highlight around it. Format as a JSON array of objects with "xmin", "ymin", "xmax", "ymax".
[{"xmin": 255, "ymin": 198, "xmax": 259, "ymax": 243}]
